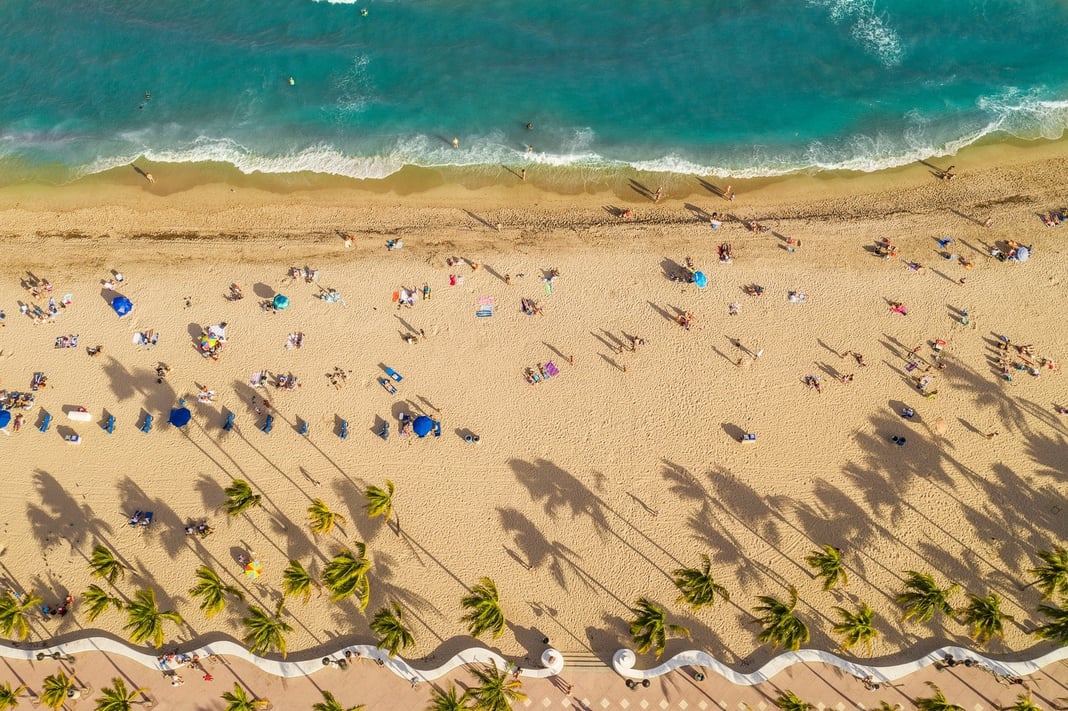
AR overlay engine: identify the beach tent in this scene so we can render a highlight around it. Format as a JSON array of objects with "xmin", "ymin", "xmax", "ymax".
[
  {"xmin": 0, "ymin": 411, "xmax": 10, "ymax": 429},
  {"xmin": 112, "ymin": 295, "xmax": 134, "ymax": 317},
  {"xmin": 168, "ymin": 407, "xmax": 192, "ymax": 428},
  {"xmin": 272, "ymin": 294, "xmax": 290, "ymax": 311},
  {"xmin": 413, "ymin": 415, "xmax": 436, "ymax": 438},
  {"xmin": 693, "ymin": 271, "xmax": 708, "ymax": 288}
]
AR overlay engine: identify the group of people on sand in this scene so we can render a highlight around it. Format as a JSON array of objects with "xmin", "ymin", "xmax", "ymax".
[{"xmin": 994, "ymin": 335, "xmax": 1057, "ymax": 381}]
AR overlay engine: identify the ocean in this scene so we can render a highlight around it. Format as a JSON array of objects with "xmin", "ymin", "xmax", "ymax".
[{"xmin": 2, "ymin": 0, "xmax": 1068, "ymax": 183}]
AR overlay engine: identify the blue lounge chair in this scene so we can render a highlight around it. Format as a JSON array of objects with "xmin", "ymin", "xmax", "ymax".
[
  {"xmin": 105, "ymin": 415, "xmax": 115, "ymax": 434},
  {"xmin": 223, "ymin": 411, "xmax": 234, "ymax": 431},
  {"xmin": 384, "ymin": 367, "xmax": 403, "ymax": 382},
  {"xmin": 140, "ymin": 414, "xmax": 153, "ymax": 433},
  {"xmin": 128, "ymin": 510, "xmax": 143, "ymax": 527},
  {"xmin": 298, "ymin": 419, "xmax": 309, "ymax": 435},
  {"xmin": 39, "ymin": 412, "xmax": 52, "ymax": 433},
  {"xmin": 339, "ymin": 419, "xmax": 348, "ymax": 440},
  {"xmin": 433, "ymin": 420, "xmax": 442, "ymax": 437},
  {"xmin": 261, "ymin": 415, "xmax": 274, "ymax": 434}
]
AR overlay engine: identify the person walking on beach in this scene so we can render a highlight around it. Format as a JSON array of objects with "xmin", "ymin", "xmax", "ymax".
[
  {"xmin": 452, "ymin": 137, "xmax": 460, "ymax": 148},
  {"xmin": 520, "ymin": 169, "xmax": 526, "ymax": 181},
  {"xmin": 653, "ymin": 186, "xmax": 663, "ymax": 203}
]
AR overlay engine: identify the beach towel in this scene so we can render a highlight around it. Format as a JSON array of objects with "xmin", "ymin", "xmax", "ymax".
[
  {"xmin": 249, "ymin": 372, "xmax": 265, "ymax": 387},
  {"xmin": 476, "ymin": 297, "xmax": 495, "ymax": 318}
]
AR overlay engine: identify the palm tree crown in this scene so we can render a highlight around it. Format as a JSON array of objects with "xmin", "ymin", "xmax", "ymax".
[
  {"xmin": 831, "ymin": 602, "xmax": 879, "ymax": 654},
  {"xmin": 371, "ymin": 602, "xmax": 415, "ymax": 657},
  {"xmin": 189, "ymin": 565, "xmax": 245, "ymax": 619},
  {"xmin": 223, "ymin": 479, "xmax": 262, "ymax": 517},
  {"xmin": 628, "ymin": 597, "xmax": 690, "ymax": 659},
  {"xmin": 1003, "ymin": 692, "xmax": 1040, "ymax": 711},
  {"xmin": 468, "ymin": 661, "xmax": 526, "ymax": 711},
  {"xmin": 308, "ymin": 499, "xmax": 346, "ymax": 537},
  {"xmin": 94, "ymin": 677, "xmax": 149, "ymax": 711},
  {"xmin": 282, "ymin": 559, "xmax": 316, "ymax": 604},
  {"xmin": 40, "ymin": 672, "xmax": 74, "ymax": 711},
  {"xmin": 221, "ymin": 683, "xmax": 269, "ymax": 711},
  {"xmin": 1030, "ymin": 546, "xmax": 1068, "ymax": 600},
  {"xmin": 242, "ymin": 605, "xmax": 293, "ymax": 658},
  {"xmin": 312, "ymin": 690, "xmax": 365, "ymax": 711},
  {"xmin": 672, "ymin": 554, "xmax": 730, "ymax": 610},
  {"xmin": 0, "ymin": 681, "xmax": 27, "ymax": 711},
  {"xmin": 895, "ymin": 571, "xmax": 958, "ymax": 625},
  {"xmin": 322, "ymin": 543, "xmax": 372, "ymax": 608},
  {"xmin": 123, "ymin": 588, "xmax": 183, "ymax": 649},
  {"xmin": 460, "ymin": 577, "xmax": 506, "ymax": 639},
  {"xmin": 805, "ymin": 544, "xmax": 848, "ymax": 590},
  {"xmin": 82, "ymin": 584, "xmax": 125, "ymax": 623},
  {"xmin": 89, "ymin": 545, "xmax": 127, "ymax": 585},
  {"xmin": 426, "ymin": 683, "xmax": 470, "ymax": 711},
  {"xmin": 0, "ymin": 590, "xmax": 42, "ymax": 641},
  {"xmin": 915, "ymin": 682, "xmax": 963, "ymax": 711},
  {"xmin": 753, "ymin": 586, "xmax": 810, "ymax": 652},
  {"xmin": 961, "ymin": 592, "xmax": 1013, "ymax": 646},
  {"xmin": 365, "ymin": 481, "xmax": 395, "ymax": 523},
  {"xmin": 1033, "ymin": 599, "xmax": 1068, "ymax": 646},
  {"xmin": 775, "ymin": 691, "xmax": 815, "ymax": 711}
]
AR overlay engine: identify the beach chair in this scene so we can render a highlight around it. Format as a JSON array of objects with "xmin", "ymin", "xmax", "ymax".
[
  {"xmin": 377, "ymin": 421, "xmax": 389, "ymax": 440},
  {"xmin": 223, "ymin": 411, "xmax": 234, "ymax": 431},
  {"xmin": 39, "ymin": 412, "xmax": 52, "ymax": 433},
  {"xmin": 140, "ymin": 414, "xmax": 153, "ymax": 433},
  {"xmin": 740, "ymin": 433, "xmax": 757, "ymax": 443},
  {"xmin": 140, "ymin": 512, "xmax": 154, "ymax": 529},
  {"xmin": 545, "ymin": 362, "xmax": 560, "ymax": 378},
  {"xmin": 128, "ymin": 511, "xmax": 143, "ymax": 527},
  {"xmin": 298, "ymin": 419, "xmax": 309, "ymax": 435},
  {"xmin": 339, "ymin": 420, "xmax": 349, "ymax": 440},
  {"xmin": 433, "ymin": 420, "xmax": 442, "ymax": 437},
  {"xmin": 384, "ymin": 367, "xmax": 403, "ymax": 382},
  {"xmin": 105, "ymin": 415, "xmax": 115, "ymax": 434},
  {"xmin": 261, "ymin": 415, "xmax": 274, "ymax": 434}
]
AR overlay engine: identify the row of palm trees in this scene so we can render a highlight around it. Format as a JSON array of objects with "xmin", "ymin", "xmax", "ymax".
[
  {"xmin": 624, "ymin": 544, "xmax": 1068, "ymax": 658},
  {"xmin": 774, "ymin": 683, "xmax": 1043, "ymax": 711}
]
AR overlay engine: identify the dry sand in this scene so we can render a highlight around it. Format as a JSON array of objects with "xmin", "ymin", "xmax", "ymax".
[{"xmin": 0, "ymin": 137, "xmax": 1065, "ymax": 673}]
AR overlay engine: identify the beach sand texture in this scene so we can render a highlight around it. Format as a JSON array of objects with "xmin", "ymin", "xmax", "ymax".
[{"xmin": 0, "ymin": 144, "xmax": 1065, "ymax": 672}]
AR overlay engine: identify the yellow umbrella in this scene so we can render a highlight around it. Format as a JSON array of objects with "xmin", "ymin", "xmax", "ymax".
[{"xmin": 244, "ymin": 560, "xmax": 263, "ymax": 579}]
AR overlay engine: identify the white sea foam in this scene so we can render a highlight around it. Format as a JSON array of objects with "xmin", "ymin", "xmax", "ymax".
[{"xmin": 808, "ymin": 0, "xmax": 902, "ymax": 67}]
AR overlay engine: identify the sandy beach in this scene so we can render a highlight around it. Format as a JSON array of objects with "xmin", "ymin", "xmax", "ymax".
[{"xmin": 0, "ymin": 136, "xmax": 1066, "ymax": 698}]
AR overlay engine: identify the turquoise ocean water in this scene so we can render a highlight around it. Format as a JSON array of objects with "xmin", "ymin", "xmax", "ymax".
[{"xmin": 2, "ymin": 0, "xmax": 1068, "ymax": 183}]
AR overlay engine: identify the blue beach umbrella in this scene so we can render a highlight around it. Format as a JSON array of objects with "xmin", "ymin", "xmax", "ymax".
[
  {"xmin": 112, "ymin": 295, "xmax": 134, "ymax": 317},
  {"xmin": 693, "ymin": 271, "xmax": 707, "ymax": 288},
  {"xmin": 412, "ymin": 415, "xmax": 435, "ymax": 438},
  {"xmin": 168, "ymin": 407, "xmax": 192, "ymax": 428},
  {"xmin": 272, "ymin": 294, "xmax": 290, "ymax": 310},
  {"xmin": 0, "ymin": 411, "xmax": 11, "ymax": 429}
]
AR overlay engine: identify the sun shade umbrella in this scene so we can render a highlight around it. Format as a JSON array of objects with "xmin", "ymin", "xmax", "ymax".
[
  {"xmin": 168, "ymin": 407, "xmax": 192, "ymax": 427},
  {"xmin": 112, "ymin": 295, "xmax": 134, "ymax": 317},
  {"xmin": 272, "ymin": 294, "xmax": 290, "ymax": 310},
  {"xmin": 413, "ymin": 415, "xmax": 435, "ymax": 438},
  {"xmin": 244, "ymin": 560, "xmax": 263, "ymax": 579}
]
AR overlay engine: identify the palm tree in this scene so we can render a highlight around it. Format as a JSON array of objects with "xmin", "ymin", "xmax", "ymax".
[
  {"xmin": 753, "ymin": 586, "xmax": 810, "ymax": 652},
  {"xmin": 672, "ymin": 555, "xmax": 730, "ymax": 610},
  {"xmin": 40, "ymin": 672, "xmax": 74, "ymax": 711},
  {"xmin": 82, "ymin": 584, "xmax": 124, "ymax": 623},
  {"xmin": 94, "ymin": 677, "xmax": 149, "ymax": 711},
  {"xmin": 468, "ymin": 661, "xmax": 526, "ymax": 711},
  {"xmin": 1033, "ymin": 599, "xmax": 1068, "ymax": 645},
  {"xmin": 311, "ymin": 690, "xmax": 364, "ymax": 711},
  {"xmin": 0, "ymin": 590, "xmax": 42, "ymax": 641},
  {"xmin": 895, "ymin": 571, "xmax": 958, "ymax": 625},
  {"xmin": 426, "ymin": 684, "xmax": 470, "ymax": 711},
  {"xmin": 1002, "ymin": 692, "xmax": 1040, "ymax": 711},
  {"xmin": 188, "ymin": 566, "xmax": 245, "ymax": 619},
  {"xmin": 223, "ymin": 479, "xmax": 262, "ymax": 517},
  {"xmin": 832, "ymin": 602, "xmax": 879, "ymax": 654},
  {"xmin": 775, "ymin": 691, "xmax": 814, "ymax": 711},
  {"xmin": 123, "ymin": 588, "xmax": 183, "ymax": 649},
  {"xmin": 0, "ymin": 681, "xmax": 27, "ymax": 711},
  {"xmin": 460, "ymin": 577, "xmax": 506, "ymax": 639},
  {"xmin": 322, "ymin": 543, "xmax": 372, "ymax": 608},
  {"xmin": 962, "ymin": 593, "xmax": 1013, "ymax": 646},
  {"xmin": 308, "ymin": 499, "xmax": 346, "ymax": 537},
  {"xmin": 220, "ymin": 683, "xmax": 268, "ymax": 711},
  {"xmin": 628, "ymin": 597, "xmax": 690, "ymax": 659},
  {"xmin": 365, "ymin": 480, "xmax": 396, "ymax": 531},
  {"xmin": 242, "ymin": 605, "xmax": 293, "ymax": 658},
  {"xmin": 1030, "ymin": 546, "xmax": 1068, "ymax": 600},
  {"xmin": 370, "ymin": 602, "xmax": 415, "ymax": 657},
  {"xmin": 805, "ymin": 544, "xmax": 848, "ymax": 590},
  {"xmin": 282, "ymin": 559, "xmax": 317, "ymax": 604},
  {"xmin": 89, "ymin": 545, "xmax": 126, "ymax": 585},
  {"xmin": 915, "ymin": 682, "xmax": 963, "ymax": 711}
]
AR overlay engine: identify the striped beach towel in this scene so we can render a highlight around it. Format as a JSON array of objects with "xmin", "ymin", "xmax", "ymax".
[{"xmin": 476, "ymin": 296, "xmax": 494, "ymax": 318}]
